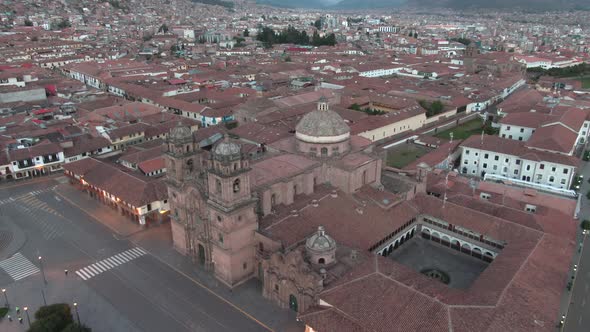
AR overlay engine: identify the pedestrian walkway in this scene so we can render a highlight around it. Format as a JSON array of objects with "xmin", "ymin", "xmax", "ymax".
[
  {"xmin": 0, "ymin": 185, "xmax": 58, "ymax": 207},
  {"xmin": 12, "ymin": 195, "xmax": 64, "ymax": 239},
  {"xmin": 0, "ymin": 252, "xmax": 40, "ymax": 281},
  {"xmin": 75, "ymin": 247, "xmax": 147, "ymax": 281}
]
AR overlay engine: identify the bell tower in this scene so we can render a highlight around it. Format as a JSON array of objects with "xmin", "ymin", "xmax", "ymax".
[{"xmin": 206, "ymin": 138, "xmax": 258, "ymax": 287}]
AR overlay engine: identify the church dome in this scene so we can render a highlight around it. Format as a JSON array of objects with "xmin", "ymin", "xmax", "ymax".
[
  {"xmin": 212, "ymin": 139, "xmax": 242, "ymax": 162},
  {"xmin": 169, "ymin": 123, "xmax": 192, "ymax": 142},
  {"xmin": 296, "ymin": 109, "xmax": 350, "ymax": 144},
  {"xmin": 306, "ymin": 226, "xmax": 336, "ymax": 252}
]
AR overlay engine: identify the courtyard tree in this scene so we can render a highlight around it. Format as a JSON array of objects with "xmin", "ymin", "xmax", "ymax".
[{"xmin": 581, "ymin": 220, "xmax": 590, "ymax": 231}]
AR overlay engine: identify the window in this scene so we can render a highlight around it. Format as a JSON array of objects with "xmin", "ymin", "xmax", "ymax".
[
  {"xmin": 514, "ymin": 169, "xmax": 518, "ymax": 175},
  {"xmin": 518, "ymin": 137, "xmax": 523, "ymax": 141},
  {"xmin": 493, "ymin": 165, "xmax": 498, "ymax": 170},
  {"xmin": 147, "ymin": 204, "xmax": 152, "ymax": 211},
  {"xmin": 243, "ymin": 262, "xmax": 247, "ymax": 270},
  {"xmin": 563, "ymin": 168, "xmax": 569, "ymax": 174},
  {"xmin": 537, "ymin": 174, "xmax": 542, "ymax": 181},
  {"xmin": 502, "ymin": 134, "xmax": 506, "ymax": 138},
  {"xmin": 464, "ymin": 160, "xmax": 468, "ymax": 165},
  {"xmin": 526, "ymin": 165, "xmax": 531, "ymax": 171},
  {"xmin": 218, "ymin": 233, "xmax": 224, "ymax": 243},
  {"xmin": 549, "ymin": 176, "xmax": 555, "ymax": 183},
  {"xmin": 505, "ymin": 158, "xmax": 509, "ymax": 163},
  {"xmin": 484, "ymin": 153, "xmax": 489, "ymax": 159},
  {"xmin": 275, "ymin": 284, "xmax": 279, "ymax": 291},
  {"xmin": 494, "ymin": 156, "xmax": 499, "ymax": 161},
  {"xmin": 507, "ymin": 126, "xmax": 511, "ymax": 130},
  {"xmin": 321, "ymin": 147, "xmax": 328, "ymax": 156},
  {"xmin": 483, "ymin": 163, "xmax": 487, "ymax": 168},
  {"xmin": 509, "ymin": 135, "xmax": 512, "ymax": 139},
  {"xmin": 233, "ymin": 179, "xmax": 240, "ymax": 193},
  {"xmin": 515, "ymin": 159, "xmax": 521, "ymax": 165},
  {"xmin": 561, "ymin": 179, "xmax": 566, "ymax": 185},
  {"xmin": 503, "ymin": 167, "xmax": 508, "ymax": 173},
  {"xmin": 215, "ymin": 179, "xmax": 222, "ymax": 194},
  {"xmin": 217, "ymin": 215, "xmax": 222, "ymax": 222},
  {"xmin": 540, "ymin": 164, "xmax": 545, "ymax": 170},
  {"xmin": 520, "ymin": 128, "xmax": 524, "ymax": 133},
  {"xmin": 551, "ymin": 167, "xmax": 556, "ymax": 172},
  {"xmin": 465, "ymin": 150, "xmax": 470, "ymax": 155}
]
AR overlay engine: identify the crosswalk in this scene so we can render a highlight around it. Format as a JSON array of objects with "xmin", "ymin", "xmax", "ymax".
[
  {"xmin": 76, "ymin": 247, "xmax": 147, "ymax": 281},
  {"xmin": 14, "ymin": 195, "xmax": 64, "ymax": 239},
  {"xmin": 0, "ymin": 253, "xmax": 40, "ymax": 281},
  {"xmin": 0, "ymin": 185, "xmax": 57, "ymax": 206}
]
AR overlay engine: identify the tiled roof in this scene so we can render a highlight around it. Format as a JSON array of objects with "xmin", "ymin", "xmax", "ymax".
[
  {"xmin": 461, "ymin": 135, "xmax": 579, "ymax": 167},
  {"xmin": 62, "ymin": 158, "xmax": 167, "ymax": 207}
]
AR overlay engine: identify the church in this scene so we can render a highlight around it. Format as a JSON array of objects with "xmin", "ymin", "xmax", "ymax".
[{"xmin": 165, "ymin": 98, "xmax": 577, "ymax": 331}]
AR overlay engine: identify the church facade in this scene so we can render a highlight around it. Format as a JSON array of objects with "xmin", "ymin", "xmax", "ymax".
[{"xmin": 165, "ymin": 99, "xmax": 382, "ymax": 289}]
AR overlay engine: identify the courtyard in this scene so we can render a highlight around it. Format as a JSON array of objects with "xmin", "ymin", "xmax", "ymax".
[
  {"xmin": 389, "ymin": 237, "xmax": 489, "ymax": 289},
  {"xmin": 434, "ymin": 118, "xmax": 485, "ymax": 140},
  {"xmin": 385, "ymin": 143, "xmax": 432, "ymax": 169}
]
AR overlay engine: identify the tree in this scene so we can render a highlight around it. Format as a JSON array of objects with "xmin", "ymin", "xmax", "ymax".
[
  {"xmin": 55, "ymin": 19, "xmax": 71, "ymax": 30},
  {"xmin": 24, "ymin": 19, "xmax": 33, "ymax": 26},
  {"xmin": 243, "ymin": 28, "xmax": 249, "ymax": 37},
  {"xmin": 28, "ymin": 304, "xmax": 73, "ymax": 332},
  {"xmin": 413, "ymin": 32, "xmax": 418, "ymax": 39},
  {"xmin": 158, "ymin": 24, "xmax": 169, "ymax": 34},
  {"xmin": 314, "ymin": 19, "xmax": 322, "ymax": 30},
  {"xmin": 581, "ymin": 220, "xmax": 590, "ymax": 230}
]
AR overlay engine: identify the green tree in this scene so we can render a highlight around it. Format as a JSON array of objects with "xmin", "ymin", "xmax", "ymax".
[
  {"xmin": 581, "ymin": 220, "xmax": 590, "ymax": 230},
  {"xmin": 29, "ymin": 304, "xmax": 73, "ymax": 332},
  {"xmin": 55, "ymin": 19, "xmax": 71, "ymax": 29},
  {"xmin": 24, "ymin": 19, "xmax": 33, "ymax": 26},
  {"xmin": 243, "ymin": 28, "xmax": 249, "ymax": 37},
  {"xmin": 413, "ymin": 32, "xmax": 418, "ymax": 38},
  {"xmin": 158, "ymin": 23, "xmax": 169, "ymax": 33},
  {"xmin": 314, "ymin": 19, "xmax": 322, "ymax": 29}
]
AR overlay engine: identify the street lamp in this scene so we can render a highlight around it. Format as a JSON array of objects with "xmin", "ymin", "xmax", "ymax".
[
  {"xmin": 38, "ymin": 256, "xmax": 46, "ymax": 284},
  {"xmin": 1, "ymin": 288, "xmax": 8, "ymax": 308},
  {"xmin": 73, "ymin": 302, "xmax": 80, "ymax": 326},
  {"xmin": 24, "ymin": 307, "xmax": 30, "ymax": 327}
]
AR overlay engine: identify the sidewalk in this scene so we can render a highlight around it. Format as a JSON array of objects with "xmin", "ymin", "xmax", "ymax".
[
  {"xmin": 131, "ymin": 225, "xmax": 302, "ymax": 332},
  {"xmin": 559, "ymin": 160, "xmax": 590, "ymax": 331},
  {"xmin": 0, "ymin": 258, "xmax": 139, "ymax": 332},
  {"xmin": 55, "ymin": 184, "xmax": 145, "ymax": 238}
]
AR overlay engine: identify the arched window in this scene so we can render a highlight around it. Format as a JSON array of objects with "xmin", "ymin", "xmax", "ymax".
[
  {"xmin": 233, "ymin": 178, "xmax": 240, "ymax": 193},
  {"xmin": 258, "ymin": 242, "xmax": 264, "ymax": 252},
  {"xmin": 186, "ymin": 159, "xmax": 193, "ymax": 172},
  {"xmin": 321, "ymin": 147, "xmax": 328, "ymax": 156},
  {"xmin": 271, "ymin": 193, "xmax": 276, "ymax": 206},
  {"xmin": 186, "ymin": 145, "xmax": 190, "ymax": 153},
  {"xmin": 216, "ymin": 179, "xmax": 222, "ymax": 194},
  {"xmin": 318, "ymin": 258, "xmax": 325, "ymax": 265}
]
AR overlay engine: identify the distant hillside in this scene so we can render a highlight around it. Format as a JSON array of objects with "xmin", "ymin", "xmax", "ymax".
[
  {"xmin": 256, "ymin": 0, "xmax": 589, "ymax": 10},
  {"xmin": 411, "ymin": 0, "xmax": 590, "ymax": 10},
  {"xmin": 191, "ymin": 0, "xmax": 234, "ymax": 9},
  {"xmin": 334, "ymin": 0, "xmax": 404, "ymax": 9}
]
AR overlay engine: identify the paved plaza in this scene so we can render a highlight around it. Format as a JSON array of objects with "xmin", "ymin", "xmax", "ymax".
[{"xmin": 390, "ymin": 237, "xmax": 489, "ymax": 289}]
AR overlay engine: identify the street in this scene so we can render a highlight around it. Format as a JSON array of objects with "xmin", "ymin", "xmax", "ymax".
[
  {"xmin": 565, "ymin": 159, "xmax": 590, "ymax": 332},
  {"xmin": 0, "ymin": 176, "xmax": 298, "ymax": 332}
]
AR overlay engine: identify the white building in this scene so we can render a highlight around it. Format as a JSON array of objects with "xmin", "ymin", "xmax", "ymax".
[{"xmin": 460, "ymin": 135, "xmax": 578, "ymax": 190}]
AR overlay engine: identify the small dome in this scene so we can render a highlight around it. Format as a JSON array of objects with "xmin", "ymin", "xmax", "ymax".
[
  {"xmin": 213, "ymin": 140, "xmax": 242, "ymax": 157},
  {"xmin": 306, "ymin": 226, "xmax": 336, "ymax": 252},
  {"xmin": 296, "ymin": 109, "xmax": 350, "ymax": 143},
  {"xmin": 169, "ymin": 123, "xmax": 192, "ymax": 142}
]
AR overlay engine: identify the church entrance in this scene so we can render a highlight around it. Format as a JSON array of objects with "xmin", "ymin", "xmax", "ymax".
[
  {"xmin": 289, "ymin": 294, "xmax": 298, "ymax": 312},
  {"xmin": 198, "ymin": 244, "xmax": 206, "ymax": 265}
]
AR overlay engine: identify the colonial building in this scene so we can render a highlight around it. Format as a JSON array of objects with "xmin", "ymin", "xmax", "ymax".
[
  {"xmin": 166, "ymin": 99, "xmax": 576, "ymax": 332},
  {"xmin": 165, "ymin": 99, "xmax": 382, "ymax": 287}
]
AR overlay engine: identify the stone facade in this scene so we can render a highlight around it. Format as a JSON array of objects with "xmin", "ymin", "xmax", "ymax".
[{"xmin": 165, "ymin": 100, "xmax": 383, "ymax": 293}]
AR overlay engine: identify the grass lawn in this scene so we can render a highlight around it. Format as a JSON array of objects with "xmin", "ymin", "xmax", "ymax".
[
  {"xmin": 434, "ymin": 118, "xmax": 484, "ymax": 140},
  {"xmin": 386, "ymin": 144, "xmax": 431, "ymax": 169},
  {"xmin": 0, "ymin": 307, "xmax": 8, "ymax": 319},
  {"xmin": 581, "ymin": 77, "xmax": 590, "ymax": 89}
]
